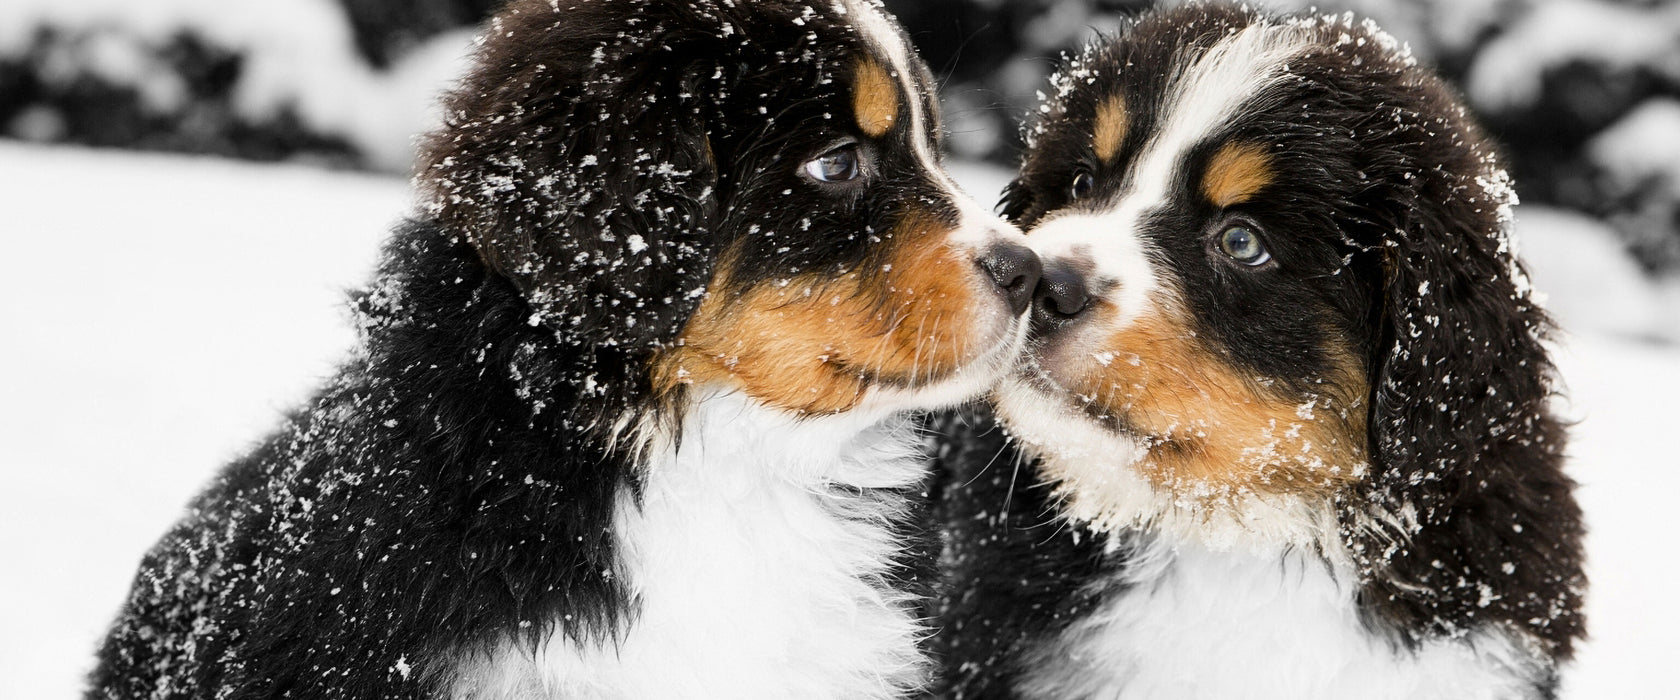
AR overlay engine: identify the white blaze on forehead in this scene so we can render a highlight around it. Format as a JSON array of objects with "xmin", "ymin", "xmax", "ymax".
[
  {"xmin": 1142, "ymin": 22, "xmax": 1309, "ymax": 188},
  {"xmin": 836, "ymin": 0, "xmax": 999, "ymax": 243},
  {"xmin": 1031, "ymin": 22, "xmax": 1311, "ymax": 318}
]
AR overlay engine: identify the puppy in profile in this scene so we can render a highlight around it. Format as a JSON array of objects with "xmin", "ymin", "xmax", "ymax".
[
  {"xmin": 934, "ymin": 5, "xmax": 1586, "ymax": 699},
  {"xmin": 89, "ymin": 1, "xmax": 1041, "ymax": 697}
]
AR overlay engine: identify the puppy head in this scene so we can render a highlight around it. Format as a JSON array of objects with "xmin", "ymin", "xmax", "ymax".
[
  {"xmin": 419, "ymin": 0, "xmax": 1033, "ymax": 424},
  {"xmin": 994, "ymin": 5, "xmax": 1559, "ymax": 543}
]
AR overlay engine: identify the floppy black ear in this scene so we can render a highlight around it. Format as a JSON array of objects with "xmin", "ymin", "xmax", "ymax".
[
  {"xmin": 418, "ymin": 3, "xmax": 726, "ymax": 352},
  {"xmin": 1349, "ymin": 160, "xmax": 1586, "ymax": 654},
  {"xmin": 998, "ymin": 177, "xmax": 1038, "ymax": 226}
]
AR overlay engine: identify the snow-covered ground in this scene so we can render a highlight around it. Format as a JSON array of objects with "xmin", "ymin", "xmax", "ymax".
[
  {"xmin": 0, "ymin": 143, "xmax": 405, "ymax": 699},
  {"xmin": 1, "ymin": 141, "xmax": 1675, "ymax": 698}
]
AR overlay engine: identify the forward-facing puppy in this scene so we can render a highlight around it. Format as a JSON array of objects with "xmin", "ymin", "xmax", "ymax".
[
  {"xmin": 89, "ymin": 1, "xmax": 1039, "ymax": 697},
  {"xmin": 934, "ymin": 5, "xmax": 1585, "ymax": 699}
]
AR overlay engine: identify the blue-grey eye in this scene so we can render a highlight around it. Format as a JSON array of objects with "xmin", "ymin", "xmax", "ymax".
[
  {"xmin": 1069, "ymin": 171, "xmax": 1094, "ymax": 200},
  {"xmin": 804, "ymin": 145, "xmax": 861, "ymax": 182},
  {"xmin": 1219, "ymin": 225, "xmax": 1271, "ymax": 266}
]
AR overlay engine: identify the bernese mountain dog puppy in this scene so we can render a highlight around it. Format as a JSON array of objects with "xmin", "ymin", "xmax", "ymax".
[
  {"xmin": 89, "ymin": 1, "xmax": 1040, "ymax": 697},
  {"xmin": 933, "ymin": 4, "xmax": 1586, "ymax": 699}
]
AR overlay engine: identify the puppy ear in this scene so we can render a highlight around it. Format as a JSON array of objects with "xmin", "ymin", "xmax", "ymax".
[
  {"xmin": 418, "ymin": 6, "xmax": 724, "ymax": 351},
  {"xmin": 1354, "ymin": 162, "xmax": 1585, "ymax": 653},
  {"xmin": 998, "ymin": 177, "xmax": 1037, "ymax": 226}
]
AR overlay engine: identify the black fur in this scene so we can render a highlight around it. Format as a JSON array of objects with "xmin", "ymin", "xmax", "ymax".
[
  {"xmin": 422, "ymin": 0, "xmax": 960, "ymax": 359},
  {"xmin": 925, "ymin": 406, "xmax": 1109, "ymax": 699},
  {"xmin": 938, "ymin": 3, "xmax": 1585, "ymax": 695},
  {"xmin": 91, "ymin": 225, "xmax": 628, "ymax": 698},
  {"xmin": 89, "ymin": 0, "xmax": 974, "ymax": 697}
]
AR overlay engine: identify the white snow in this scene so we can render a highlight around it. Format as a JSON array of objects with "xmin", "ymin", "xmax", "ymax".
[
  {"xmin": 1517, "ymin": 206, "xmax": 1680, "ymax": 343},
  {"xmin": 1551, "ymin": 334, "xmax": 1680, "ymax": 699},
  {"xmin": 1465, "ymin": 0, "xmax": 1680, "ymax": 112},
  {"xmin": 0, "ymin": 147, "xmax": 1675, "ymax": 699},
  {"xmin": 0, "ymin": 0, "xmax": 476, "ymax": 171},
  {"xmin": 1589, "ymin": 98, "xmax": 1680, "ymax": 188},
  {"xmin": 945, "ymin": 160, "xmax": 1015, "ymax": 210},
  {"xmin": 1257, "ymin": 0, "xmax": 1500, "ymax": 58},
  {"xmin": 0, "ymin": 142, "xmax": 403, "ymax": 699}
]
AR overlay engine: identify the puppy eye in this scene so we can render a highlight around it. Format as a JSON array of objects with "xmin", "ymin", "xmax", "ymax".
[
  {"xmin": 803, "ymin": 144, "xmax": 861, "ymax": 183},
  {"xmin": 1218, "ymin": 225, "xmax": 1272, "ymax": 266},
  {"xmin": 1069, "ymin": 171, "xmax": 1095, "ymax": 200}
]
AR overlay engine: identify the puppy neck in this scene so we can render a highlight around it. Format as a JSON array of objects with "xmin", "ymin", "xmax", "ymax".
[
  {"xmin": 613, "ymin": 390, "xmax": 932, "ymax": 696},
  {"xmin": 1019, "ymin": 531, "xmax": 1548, "ymax": 700},
  {"xmin": 454, "ymin": 389, "xmax": 932, "ymax": 699},
  {"xmin": 650, "ymin": 388, "xmax": 927, "ymax": 490}
]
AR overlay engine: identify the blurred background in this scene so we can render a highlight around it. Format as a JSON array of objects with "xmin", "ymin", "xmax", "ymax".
[
  {"xmin": 2, "ymin": 0, "xmax": 1676, "ymax": 697},
  {"xmin": 5, "ymin": 0, "xmax": 1680, "ymax": 288}
]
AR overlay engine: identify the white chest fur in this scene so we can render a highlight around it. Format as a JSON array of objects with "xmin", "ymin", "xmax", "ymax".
[
  {"xmin": 449, "ymin": 393, "xmax": 929, "ymax": 699},
  {"xmin": 1019, "ymin": 535, "xmax": 1547, "ymax": 700}
]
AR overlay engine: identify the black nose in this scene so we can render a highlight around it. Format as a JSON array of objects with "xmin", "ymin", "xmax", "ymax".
[
  {"xmin": 1032, "ymin": 263, "xmax": 1091, "ymax": 333},
  {"xmin": 977, "ymin": 242, "xmax": 1041, "ymax": 317}
]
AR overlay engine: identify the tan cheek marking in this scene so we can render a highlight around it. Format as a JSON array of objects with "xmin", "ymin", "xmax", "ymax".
[
  {"xmin": 1057, "ymin": 298, "xmax": 1368, "ymax": 499},
  {"xmin": 853, "ymin": 58, "xmax": 900, "ymax": 138},
  {"xmin": 1092, "ymin": 94, "xmax": 1129, "ymax": 164},
  {"xmin": 653, "ymin": 210, "xmax": 983, "ymax": 415},
  {"xmin": 1202, "ymin": 141, "xmax": 1275, "ymax": 208}
]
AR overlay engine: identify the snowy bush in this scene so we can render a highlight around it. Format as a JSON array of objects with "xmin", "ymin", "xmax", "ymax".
[{"xmin": 0, "ymin": 0, "xmax": 474, "ymax": 171}]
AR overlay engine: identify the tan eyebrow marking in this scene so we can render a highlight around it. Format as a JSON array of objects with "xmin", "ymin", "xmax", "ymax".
[
  {"xmin": 1092, "ymin": 94, "xmax": 1130, "ymax": 163},
  {"xmin": 853, "ymin": 58, "xmax": 900, "ymax": 138},
  {"xmin": 1202, "ymin": 141, "xmax": 1274, "ymax": 208}
]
